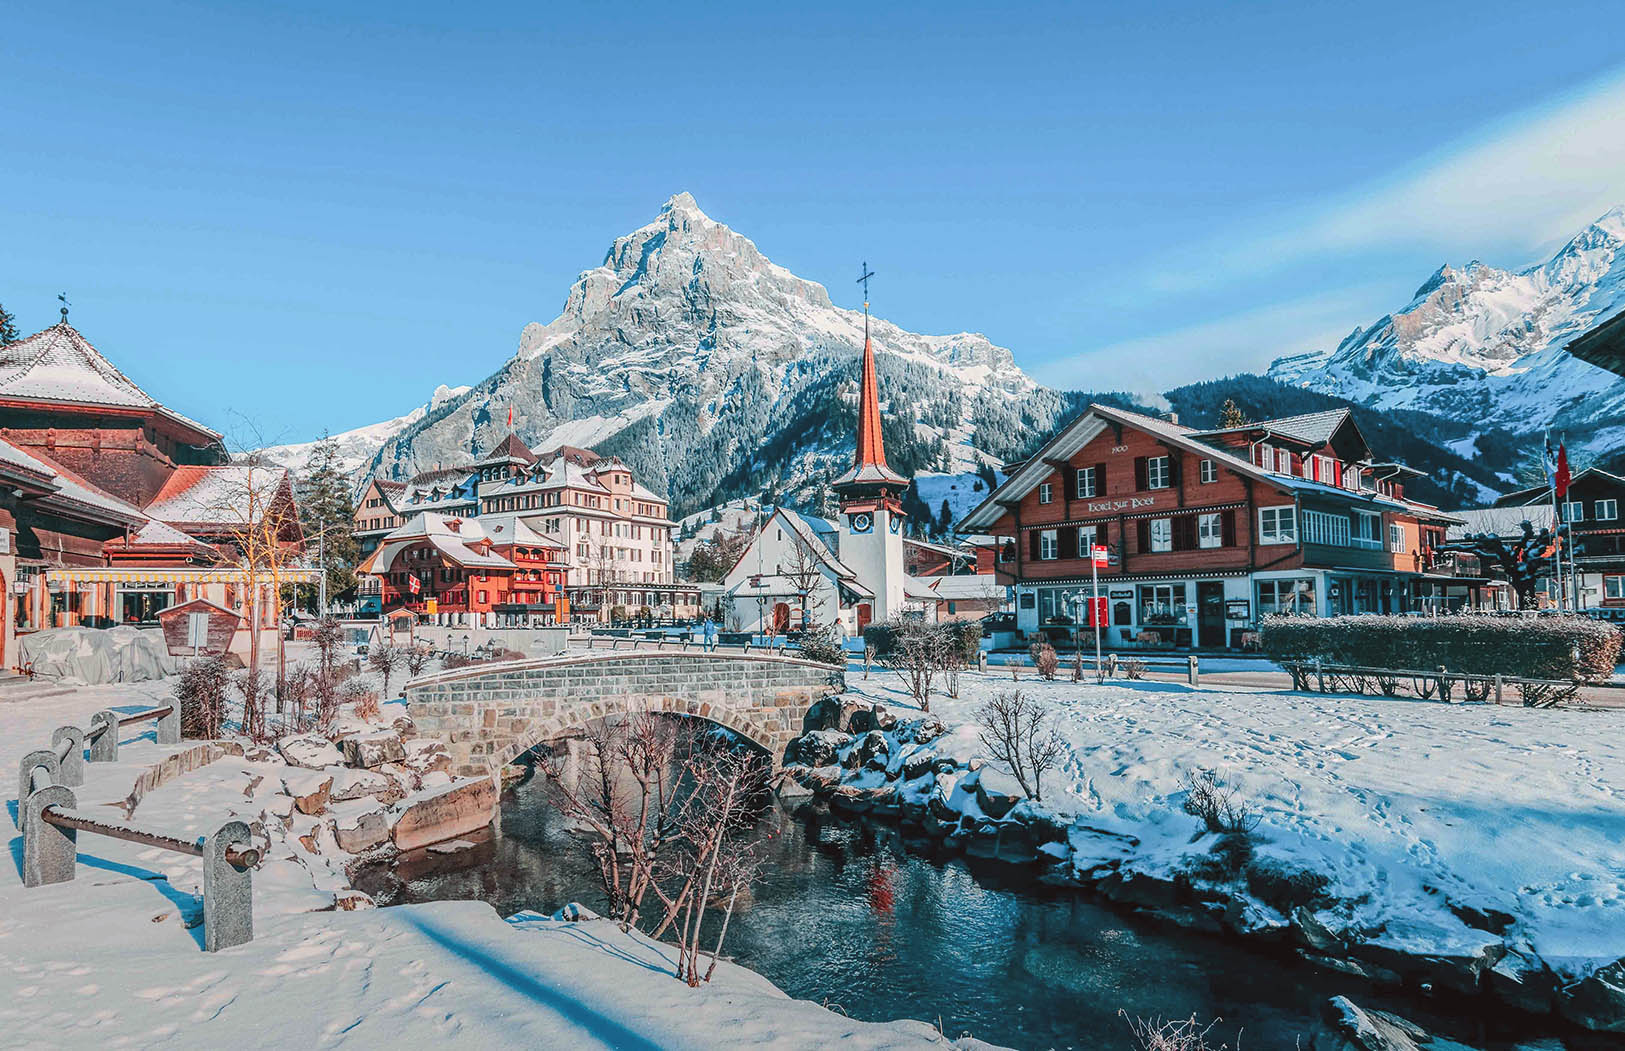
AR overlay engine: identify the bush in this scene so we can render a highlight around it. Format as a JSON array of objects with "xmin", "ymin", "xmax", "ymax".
[
  {"xmin": 862, "ymin": 620, "xmax": 899, "ymax": 657},
  {"xmin": 798, "ymin": 621, "xmax": 845, "ymax": 666},
  {"xmin": 175, "ymin": 656, "xmax": 233, "ymax": 740},
  {"xmin": 339, "ymin": 678, "xmax": 379, "ymax": 717},
  {"xmin": 942, "ymin": 619, "xmax": 983, "ymax": 667},
  {"xmin": 1261, "ymin": 614, "xmax": 1621, "ymax": 681},
  {"xmin": 1029, "ymin": 641, "xmax": 1058, "ymax": 680}
]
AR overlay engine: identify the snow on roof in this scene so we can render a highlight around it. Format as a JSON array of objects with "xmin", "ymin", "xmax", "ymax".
[
  {"xmin": 475, "ymin": 512, "xmax": 562, "ymax": 549},
  {"xmin": 121, "ymin": 518, "xmax": 212, "ymax": 548},
  {"xmin": 1194, "ymin": 408, "xmax": 1353, "ymax": 446},
  {"xmin": 917, "ymin": 573, "xmax": 1006, "ymax": 601},
  {"xmin": 360, "ymin": 512, "xmax": 518, "ymax": 574},
  {"xmin": 145, "ymin": 464, "xmax": 290, "ymax": 528},
  {"xmin": 0, "ymin": 323, "xmax": 220, "ymax": 442},
  {"xmin": 0, "ymin": 436, "xmax": 58, "ymax": 481},
  {"xmin": 10, "ymin": 444, "xmax": 147, "ymax": 525}
]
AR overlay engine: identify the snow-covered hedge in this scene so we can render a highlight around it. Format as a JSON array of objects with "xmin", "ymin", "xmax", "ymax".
[{"xmin": 1261, "ymin": 614, "xmax": 1621, "ymax": 681}]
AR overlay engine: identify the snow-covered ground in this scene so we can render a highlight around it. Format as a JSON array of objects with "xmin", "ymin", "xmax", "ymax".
[
  {"xmin": 0, "ymin": 668, "xmax": 997, "ymax": 1049},
  {"xmin": 839, "ymin": 667, "xmax": 1625, "ymax": 995}
]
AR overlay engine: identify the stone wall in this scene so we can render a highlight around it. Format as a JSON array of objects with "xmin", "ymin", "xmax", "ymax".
[{"xmin": 405, "ymin": 652, "xmax": 846, "ymax": 777}]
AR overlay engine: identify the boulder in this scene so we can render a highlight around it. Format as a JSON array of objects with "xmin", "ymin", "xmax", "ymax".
[
  {"xmin": 801, "ymin": 696, "xmax": 844, "ymax": 733},
  {"xmin": 390, "ymin": 776, "xmax": 499, "ymax": 852},
  {"xmin": 278, "ymin": 733, "xmax": 342, "ymax": 770},
  {"xmin": 343, "ymin": 731, "xmax": 407, "ymax": 769},
  {"xmin": 902, "ymin": 750, "xmax": 938, "ymax": 781},
  {"xmin": 842, "ymin": 700, "xmax": 879, "ymax": 734},
  {"xmin": 857, "ymin": 730, "xmax": 889, "ymax": 768},
  {"xmin": 911, "ymin": 716, "xmax": 947, "ymax": 745},
  {"xmin": 871, "ymin": 705, "xmax": 897, "ymax": 732},
  {"xmin": 333, "ymin": 889, "xmax": 376, "ymax": 911},
  {"xmin": 402, "ymin": 738, "xmax": 453, "ymax": 778},
  {"xmin": 974, "ymin": 768, "xmax": 1025, "ymax": 819},
  {"xmin": 1487, "ymin": 950, "xmax": 1559, "ymax": 1014},
  {"xmin": 281, "ymin": 771, "xmax": 334, "ymax": 816},
  {"xmin": 1558, "ymin": 957, "xmax": 1625, "ymax": 1033},
  {"xmin": 1306, "ymin": 995, "xmax": 1470, "ymax": 1050},
  {"xmin": 329, "ymin": 800, "xmax": 391, "ymax": 853},
  {"xmin": 330, "ymin": 768, "xmax": 405, "ymax": 806},
  {"xmin": 795, "ymin": 730, "xmax": 850, "ymax": 768}
]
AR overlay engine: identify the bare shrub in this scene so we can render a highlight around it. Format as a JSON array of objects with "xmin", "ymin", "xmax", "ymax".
[
  {"xmin": 1120, "ymin": 1012, "xmax": 1229, "ymax": 1051},
  {"xmin": 367, "ymin": 642, "xmax": 406, "ymax": 698},
  {"xmin": 885, "ymin": 619, "xmax": 949, "ymax": 711},
  {"xmin": 1182, "ymin": 769, "xmax": 1257, "ymax": 836},
  {"xmin": 975, "ymin": 690, "xmax": 1066, "ymax": 802},
  {"xmin": 234, "ymin": 668, "xmax": 271, "ymax": 742},
  {"xmin": 1122, "ymin": 657, "xmax": 1146, "ymax": 680},
  {"xmin": 404, "ymin": 645, "xmax": 434, "ymax": 678},
  {"xmin": 280, "ymin": 664, "xmax": 315, "ymax": 731},
  {"xmin": 339, "ymin": 677, "xmax": 379, "ymax": 715},
  {"xmin": 1029, "ymin": 641, "xmax": 1058, "ymax": 681},
  {"xmin": 175, "ymin": 656, "xmax": 232, "ymax": 740}
]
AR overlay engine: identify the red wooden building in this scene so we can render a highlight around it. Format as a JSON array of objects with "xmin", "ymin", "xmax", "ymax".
[{"xmin": 959, "ymin": 404, "xmax": 1479, "ymax": 649}]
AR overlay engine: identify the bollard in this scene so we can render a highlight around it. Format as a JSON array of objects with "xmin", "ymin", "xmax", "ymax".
[
  {"xmin": 977, "ymin": 651, "xmax": 988, "ymax": 674},
  {"xmin": 203, "ymin": 820, "xmax": 255, "ymax": 952},
  {"xmin": 23, "ymin": 784, "xmax": 77, "ymax": 888},
  {"xmin": 1493, "ymin": 673, "xmax": 1504, "ymax": 705},
  {"xmin": 1187, "ymin": 655, "xmax": 1200, "ymax": 687},
  {"xmin": 1106, "ymin": 654, "xmax": 1118, "ymax": 679},
  {"xmin": 88, "ymin": 710, "xmax": 120, "ymax": 762},
  {"xmin": 1315, "ymin": 659, "xmax": 1325, "ymax": 693},
  {"xmin": 17, "ymin": 750, "xmax": 61, "ymax": 833},
  {"xmin": 156, "ymin": 705, "xmax": 181, "ymax": 746},
  {"xmin": 51, "ymin": 726, "xmax": 86, "ymax": 787}
]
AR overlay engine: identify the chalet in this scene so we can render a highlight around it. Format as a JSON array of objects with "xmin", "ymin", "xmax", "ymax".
[
  {"xmin": 0, "ymin": 321, "xmax": 314, "ymax": 669},
  {"xmin": 356, "ymin": 513, "xmax": 521, "ymax": 619},
  {"xmin": 958, "ymin": 404, "xmax": 1475, "ymax": 649},
  {"xmin": 1493, "ymin": 467, "xmax": 1625, "ymax": 612}
]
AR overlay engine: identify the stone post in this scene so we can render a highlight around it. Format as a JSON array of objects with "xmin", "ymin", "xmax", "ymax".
[
  {"xmin": 52, "ymin": 726, "xmax": 86, "ymax": 787},
  {"xmin": 1106, "ymin": 654, "xmax": 1118, "ymax": 679},
  {"xmin": 203, "ymin": 819, "xmax": 255, "ymax": 952},
  {"xmin": 1493, "ymin": 673, "xmax": 1504, "ymax": 705},
  {"xmin": 17, "ymin": 749, "xmax": 61, "ymax": 833},
  {"xmin": 156, "ymin": 704, "xmax": 181, "ymax": 746},
  {"xmin": 88, "ymin": 710, "xmax": 120, "ymax": 763},
  {"xmin": 23, "ymin": 784, "xmax": 77, "ymax": 888},
  {"xmin": 1315, "ymin": 659, "xmax": 1325, "ymax": 693},
  {"xmin": 1187, "ymin": 655, "xmax": 1200, "ymax": 687}
]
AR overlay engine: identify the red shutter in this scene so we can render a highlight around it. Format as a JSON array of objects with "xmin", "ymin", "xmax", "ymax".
[
  {"xmin": 1136, "ymin": 519, "xmax": 1151, "ymax": 552},
  {"xmin": 1221, "ymin": 509, "xmax": 1237, "ymax": 547},
  {"xmin": 1134, "ymin": 456, "xmax": 1148, "ymax": 491}
]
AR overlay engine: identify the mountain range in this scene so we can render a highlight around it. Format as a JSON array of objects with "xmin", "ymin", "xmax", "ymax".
[{"xmin": 256, "ymin": 196, "xmax": 1625, "ymax": 520}]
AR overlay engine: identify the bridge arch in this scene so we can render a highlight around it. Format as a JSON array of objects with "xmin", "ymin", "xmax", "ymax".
[{"xmin": 404, "ymin": 650, "xmax": 846, "ymax": 777}]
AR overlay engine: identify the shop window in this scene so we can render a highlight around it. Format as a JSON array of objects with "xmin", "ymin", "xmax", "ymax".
[
  {"xmin": 1136, "ymin": 584, "xmax": 1185, "ymax": 625},
  {"xmin": 1257, "ymin": 577, "xmax": 1317, "ymax": 617}
]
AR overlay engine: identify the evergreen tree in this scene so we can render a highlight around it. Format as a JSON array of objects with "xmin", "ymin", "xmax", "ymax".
[
  {"xmin": 938, "ymin": 498, "xmax": 954, "ymax": 537},
  {"xmin": 1218, "ymin": 397, "xmax": 1248, "ymax": 428},
  {"xmin": 295, "ymin": 435, "xmax": 360, "ymax": 605},
  {"xmin": 0, "ymin": 303, "xmax": 19, "ymax": 345}
]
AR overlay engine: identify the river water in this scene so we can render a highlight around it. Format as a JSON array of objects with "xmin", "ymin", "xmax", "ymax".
[{"xmin": 355, "ymin": 772, "xmax": 1596, "ymax": 1050}]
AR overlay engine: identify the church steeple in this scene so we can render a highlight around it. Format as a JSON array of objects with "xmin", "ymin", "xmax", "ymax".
[{"xmin": 834, "ymin": 263, "xmax": 907, "ymax": 495}]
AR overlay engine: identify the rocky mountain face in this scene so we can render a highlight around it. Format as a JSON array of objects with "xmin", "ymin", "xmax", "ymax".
[
  {"xmin": 1268, "ymin": 207, "xmax": 1625, "ymax": 462},
  {"xmin": 361, "ymin": 193, "xmax": 1061, "ymax": 517}
]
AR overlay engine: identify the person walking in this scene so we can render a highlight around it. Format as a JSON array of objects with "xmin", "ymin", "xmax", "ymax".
[{"xmin": 701, "ymin": 615, "xmax": 717, "ymax": 652}]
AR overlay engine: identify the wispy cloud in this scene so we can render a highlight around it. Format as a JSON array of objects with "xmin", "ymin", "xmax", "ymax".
[{"xmin": 1036, "ymin": 282, "xmax": 1394, "ymax": 395}]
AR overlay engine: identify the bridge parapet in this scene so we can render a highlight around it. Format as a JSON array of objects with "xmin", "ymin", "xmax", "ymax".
[{"xmin": 404, "ymin": 651, "xmax": 846, "ymax": 777}]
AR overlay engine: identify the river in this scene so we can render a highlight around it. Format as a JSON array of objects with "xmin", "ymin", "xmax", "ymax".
[{"xmin": 355, "ymin": 771, "xmax": 1599, "ymax": 1050}]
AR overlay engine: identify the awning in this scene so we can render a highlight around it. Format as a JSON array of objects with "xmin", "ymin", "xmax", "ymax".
[{"xmin": 44, "ymin": 567, "xmax": 323, "ymax": 585}]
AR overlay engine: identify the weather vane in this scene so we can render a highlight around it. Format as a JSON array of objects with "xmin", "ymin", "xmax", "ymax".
[{"xmin": 58, "ymin": 292, "xmax": 70, "ymax": 324}]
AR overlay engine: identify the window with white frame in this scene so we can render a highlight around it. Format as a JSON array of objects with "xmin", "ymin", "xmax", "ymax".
[
  {"xmin": 1596, "ymin": 499, "xmax": 1617, "ymax": 521},
  {"xmin": 1606, "ymin": 575, "xmax": 1625, "ymax": 600},
  {"xmin": 1149, "ymin": 517, "xmax": 1172, "ymax": 552},
  {"xmin": 1563, "ymin": 500, "xmax": 1584, "ymax": 522},
  {"xmin": 1343, "ymin": 464, "xmax": 1362, "ymax": 490},
  {"xmin": 1351, "ymin": 510, "xmax": 1382, "ymax": 549},
  {"xmin": 1257, "ymin": 442, "xmax": 1274, "ymax": 469},
  {"xmin": 1303, "ymin": 509, "xmax": 1351, "ymax": 547},
  {"xmin": 1389, "ymin": 523, "xmax": 1407, "ymax": 553},
  {"xmin": 1039, "ymin": 529, "xmax": 1058, "ymax": 559},
  {"xmin": 1147, "ymin": 455, "xmax": 1170, "ymax": 489},
  {"xmin": 1316, "ymin": 455, "xmax": 1336, "ymax": 484},
  {"xmin": 1198, "ymin": 512, "xmax": 1222, "ymax": 549},
  {"xmin": 1259, "ymin": 506, "xmax": 1297, "ymax": 544},
  {"xmin": 1038, "ymin": 483, "xmax": 1053, "ymax": 504},
  {"xmin": 1078, "ymin": 524, "xmax": 1098, "ymax": 552},
  {"xmin": 1077, "ymin": 466, "xmax": 1097, "ymax": 498},
  {"xmin": 1199, "ymin": 459, "xmax": 1217, "ymax": 484},
  {"xmin": 1275, "ymin": 448, "xmax": 1293, "ymax": 475}
]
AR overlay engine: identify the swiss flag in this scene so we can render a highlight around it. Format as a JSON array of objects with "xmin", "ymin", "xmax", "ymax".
[
  {"xmin": 408, "ymin": 574, "xmax": 421, "ymax": 596},
  {"xmin": 1556, "ymin": 443, "xmax": 1572, "ymax": 502}
]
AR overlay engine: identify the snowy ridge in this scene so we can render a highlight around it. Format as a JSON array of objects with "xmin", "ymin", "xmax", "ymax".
[
  {"xmin": 1268, "ymin": 207, "xmax": 1625, "ymax": 458},
  {"xmin": 258, "ymin": 384, "xmax": 470, "ymax": 478}
]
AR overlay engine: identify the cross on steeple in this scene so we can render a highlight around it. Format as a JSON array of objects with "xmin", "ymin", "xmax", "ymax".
[{"xmin": 856, "ymin": 262, "xmax": 875, "ymax": 337}]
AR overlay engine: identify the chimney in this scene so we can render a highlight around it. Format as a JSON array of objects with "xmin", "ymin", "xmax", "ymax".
[{"xmin": 1159, "ymin": 411, "xmax": 1180, "ymax": 425}]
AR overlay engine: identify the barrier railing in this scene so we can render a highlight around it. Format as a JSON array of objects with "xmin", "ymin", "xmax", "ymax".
[
  {"xmin": 1280, "ymin": 660, "xmax": 1581, "ymax": 707},
  {"xmin": 16, "ymin": 714, "xmax": 257, "ymax": 952}
]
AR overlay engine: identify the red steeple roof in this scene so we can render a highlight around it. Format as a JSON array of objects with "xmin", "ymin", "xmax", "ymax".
[{"xmin": 854, "ymin": 331, "xmax": 887, "ymax": 471}]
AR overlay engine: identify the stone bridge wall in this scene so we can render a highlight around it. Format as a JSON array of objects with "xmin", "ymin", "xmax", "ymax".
[{"xmin": 404, "ymin": 651, "xmax": 846, "ymax": 777}]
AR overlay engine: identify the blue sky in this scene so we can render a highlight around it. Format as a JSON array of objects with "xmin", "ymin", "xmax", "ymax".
[{"xmin": 5, "ymin": 1, "xmax": 1625, "ymax": 445}]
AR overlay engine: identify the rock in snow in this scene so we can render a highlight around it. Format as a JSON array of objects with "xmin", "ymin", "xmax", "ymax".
[{"xmin": 389, "ymin": 775, "xmax": 498, "ymax": 852}]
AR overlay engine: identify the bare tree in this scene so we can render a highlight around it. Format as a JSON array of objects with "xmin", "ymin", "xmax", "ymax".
[
  {"xmin": 367, "ymin": 641, "xmax": 406, "ymax": 698},
  {"xmin": 404, "ymin": 644, "xmax": 434, "ymax": 679},
  {"xmin": 781, "ymin": 531, "xmax": 824, "ymax": 630},
  {"xmin": 884, "ymin": 619, "xmax": 950, "ymax": 711},
  {"xmin": 975, "ymin": 690, "xmax": 1065, "ymax": 802}
]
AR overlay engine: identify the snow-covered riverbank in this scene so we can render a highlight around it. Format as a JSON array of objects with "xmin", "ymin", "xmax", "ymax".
[
  {"xmin": 0, "ymin": 668, "xmax": 1002, "ymax": 1048},
  {"xmin": 787, "ymin": 666, "xmax": 1625, "ymax": 1032}
]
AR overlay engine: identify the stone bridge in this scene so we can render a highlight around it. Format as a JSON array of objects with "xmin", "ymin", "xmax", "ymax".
[{"xmin": 403, "ymin": 651, "xmax": 846, "ymax": 777}]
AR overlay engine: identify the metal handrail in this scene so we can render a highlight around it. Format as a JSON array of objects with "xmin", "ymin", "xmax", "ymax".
[{"xmin": 37, "ymin": 807, "xmax": 260, "ymax": 869}]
